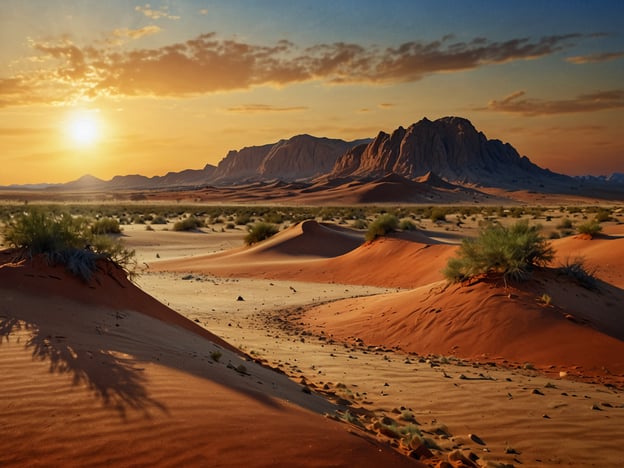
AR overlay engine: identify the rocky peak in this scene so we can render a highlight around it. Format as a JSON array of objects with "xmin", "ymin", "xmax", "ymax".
[{"xmin": 331, "ymin": 116, "xmax": 559, "ymax": 187}]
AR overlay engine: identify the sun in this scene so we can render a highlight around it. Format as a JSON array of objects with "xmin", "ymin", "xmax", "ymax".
[{"xmin": 66, "ymin": 112, "xmax": 101, "ymax": 147}]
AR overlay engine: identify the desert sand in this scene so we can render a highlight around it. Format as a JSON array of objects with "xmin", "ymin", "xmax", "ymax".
[{"xmin": 2, "ymin": 215, "xmax": 624, "ymax": 467}]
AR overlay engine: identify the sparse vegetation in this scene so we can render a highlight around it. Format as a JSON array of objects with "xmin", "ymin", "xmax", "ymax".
[
  {"xmin": 91, "ymin": 217, "xmax": 121, "ymax": 235},
  {"xmin": 2, "ymin": 208, "xmax": 135, "ymax": 281},
  {"xmin": 577, "ymin": 220, "xmax": 602, "ymax": 237},
  {"xmin": 365, "ymin": 214, "xmax": 399, "ymax": 242},
  {"xmin": 173, "ymin": 215, "xmax": 204, "ymax": 232},
  {"xmin": 352, "ymin": 219, "xmax": 368, "ymax": 229},
  {"xmin": 399, "ymin": 219, "xmax": 417, "ymax": 231},
  {"xmin": 558, "ymin": 257, "xmax": 598, "ymax": 290},
  {"xmin": 443, "ymin": 220, "xmax": 554, "ymax": 283},
  {"xmin": 429, "ymin": 207, "xmax": 447, "ymax": 222},
  {"xmin": 244, "ymin": 222, "xmax": 279, "ymax": 245}
]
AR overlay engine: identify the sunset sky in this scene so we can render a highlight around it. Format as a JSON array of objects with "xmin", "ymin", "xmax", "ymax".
[{"xmin": 1, "ymin": 0, "xmax": 623, "ymax": 185}]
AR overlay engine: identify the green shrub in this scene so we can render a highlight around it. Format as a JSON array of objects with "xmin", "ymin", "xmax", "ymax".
[
  {"xmin": 235, "ymin": 213, "xmax": 251, "ymax": 225},
  {"xmin": 558, "ymin": 257, "xmax": 597, "ymax": 290},
  {"xmin": 556, "ymin": 218, "xmax": 573, "ymax": 230},
  {"xmin": 365, "ymin": 214, "xmax": 399, "ymax": 242},
  {"xmin": 577, "ymin": 221, "xmax": 602, "ymax": 237},
  {"xmin": 2, "ymin": 209, "xmax": 135, "ymax": 281},
  {"xmin": 430, "ymin": 207, "xmax": 447, "ymax": 222},
  {"xmin": 594, "ymin": 209, "xmax": 611, "ymax": 223},
  {"xmin": 352, "ymin": 219, "xmax": 368, "ymax": 229},
  {"xmin": 443, "ymin": 220, "xmax": 554, "ymax": 283},
  {"xmin": 244, "ymin": 222, "xmax": 279, "ymax": 245},
  {"xmin": 399, "ymin": 219, "xmax": 417, "ymax": 231},
  {"xmin": 173, "ymin": 216, "xmax": 204, "ymax": 231},
  {"xmin": 151, "ymin": 215, "xmax": 167, "ymax": 225},
  {"xmin": 91, "ymin": 217, "xmax": 121, "ymax": 235}
]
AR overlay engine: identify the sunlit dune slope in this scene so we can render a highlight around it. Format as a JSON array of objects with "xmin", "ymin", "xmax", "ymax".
[
  {"xmin": 152, "ymin": 220, "xmax": 457, "ymax": 289},
  {"xmin": 302, "ymin": 271, "xmax": 624, "ymax": 386},
  {"xmin": 551, "ymin": 224, "xmax": 624, "ymax": 288},
  {"xmin": 0, "ymin": 252, "xmax": 420, "ymax": 467}
]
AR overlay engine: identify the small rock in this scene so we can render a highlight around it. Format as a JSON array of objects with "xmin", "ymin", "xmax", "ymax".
[
  {"xmin": 532, "ymin": 388, "xmax": 544, "ymax": 396},
  {"xmin": 236, "ymin": 296, "xmax": 244, "ymax": 301},
  {"xmin": 468, "ymin": 433, "xmax": 486, "ymax": 445}
]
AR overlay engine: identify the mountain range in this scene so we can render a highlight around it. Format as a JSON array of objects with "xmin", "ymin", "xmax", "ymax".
[{"xmin": 3, "ymin": 117, "xmax": 623, "ymax": 200}]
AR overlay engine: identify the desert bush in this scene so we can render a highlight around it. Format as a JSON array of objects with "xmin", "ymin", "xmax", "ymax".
[
  {"xmin": 577, "ymin": 220, "xmax": 602, "ymax": 237},
  {"xmin": 173, "ymin": 216, "xmax": 204, "ymax": 231},
  {"xmin": 244, "ymin": 222, "xmax": 279, "ymax": 245},
  {"xmin": 558, "ymin": 257, "xmax": 598, "ymax": 290},
  {"xmin": 594, "ymin": 209, "xmax": 612, "ymax": 223},
  {"xmin": 235, "ymin": 213, "xmax": 251, "ymax": 225},
  {"xmin": 151, "ymin": 215, "xmax": 167, "ymax": 225},
  {"xmin": 352, "ymin": 219, "xmax": 368, "ymax": 229},
  {"xmin": 429, "ymin": 207, "xmax": 447, "ymax": 222},
  {"xmin": 399, "ymin": 219, "xmax": 417, "ymax": 231},
  {"xmin": 443, "ymin": 220, "xmax": 554, "ymax": 283},
  {"xmin": 3, "ymin": 209, "xmax": 135, "ymax": 281},
  {"xmin": 365, "ymin": 214, "xmax": 399, "ymax": 242},
  {"xmin": 4, "ymin": 209, "xmax": 88, "ymax": 255},
  {"xmin": 556, "ymin": 218, "xmax": 573, "ymax": 230},
  {"xmin": 91, "ymin": 217, "xmax": 121, "ymax": 235},
  {"xmin": 264, "ymin": 211, "xmax": 284, "ymax": 224}
]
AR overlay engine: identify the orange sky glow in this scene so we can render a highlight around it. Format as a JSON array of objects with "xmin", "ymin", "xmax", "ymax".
[{"xmin": 1, "ymin": 1, "xmax": 622, "ymax": 185}]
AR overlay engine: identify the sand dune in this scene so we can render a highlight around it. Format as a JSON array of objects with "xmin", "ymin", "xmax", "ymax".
[
  {"xmin": 0, "ymin": 253, "xmax": 420, "ymax": 467},
  {"xmin": 301, "ymin": 271, "xmax": 624, "ymax": 386},
  {"xmin": 552, "ymin": 224, "xmax": 624, "ymax": 288},
  {"xmin": 151, "ymin": 222, "xmax": 624, "ymax": 383},
  {"xmin": 152, "ymin": 221, "xmax": 457, "ymax": 289}
]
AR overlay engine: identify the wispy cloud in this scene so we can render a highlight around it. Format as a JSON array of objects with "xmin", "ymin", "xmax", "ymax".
[
  {"xmin": 565, "ymin": 51, "xmax": 624, "ymax": 64},
  {"xmin": 226, "ymin": 104, "xmax": 308, "ymax": 113},
  {"xmin": 113, "ymin": 25, "xmax": 162, "ymax": 41},
  {"xmin": 0, "ymin": 32, "xmax": 601, "ymax": 107},
  {"xmin": 484, "ymin": 89, "xmax": 624, "ymax": 115},
  {"xmin": 135, "ymin": 4, "xmax": 180, "ymax": 20}
]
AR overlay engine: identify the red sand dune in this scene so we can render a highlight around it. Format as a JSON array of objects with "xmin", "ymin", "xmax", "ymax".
[
  {"xmin": 152, "ymin": 220, "xmax": 457, "ymax": 289},
  {"xmin": 152, "ymin": 221, "xmax": 624, "ymax": 387},
  {"xmin": 0, "ymin": 251, "xmax": 422, "ymax": 467},
  {"xmin": 551, "ymin": 224, "xmax": 624, "ymax": 288},
  {"xmin": 0, "ymin": 249, "xmax": 237, "ymax": 352},
  {"xmin": 302, "ymin": 271, "xmax": 624, "ymax": 386}
]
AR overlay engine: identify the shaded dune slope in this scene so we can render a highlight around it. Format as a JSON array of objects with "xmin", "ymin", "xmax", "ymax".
[{"xmin": 0, "ymin": 251, "xmax": 420, "ymax": 467}]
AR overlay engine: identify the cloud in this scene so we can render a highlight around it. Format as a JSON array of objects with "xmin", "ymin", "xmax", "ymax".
[
  {"xmin": 0, "ymin": 32, "xmax": 603, "ymax": 107},
  {"xmin": 378, "ymin": 103, "xmax": 395, "ymax": 109},
  {"xmin": 113, "ymin": 25, "xmax": 162, "ymax": 41},
  {"xmin": 199, "ymin": 9, "xmax": 209, "ymax": 15},
  {"xmin": 135, "ymin": 3, "xmax": 180, "ymax": 20},
  {"xmin": 485, "ymin": 89, "xmax": 624, "ymax": 115},
  {"xmin": 226, "ymin": 104, "xmax": 308, "ymax": 113},
  {"xmin": 565, "ymin": 51, "xmax": 624, "ymax": 64}
]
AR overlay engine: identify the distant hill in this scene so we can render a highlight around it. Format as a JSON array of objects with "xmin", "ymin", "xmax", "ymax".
[
  {"xmin": 2, "ymin": 117, "xmax": 623, "ymax": 202},
  {"xmin": 211, "ymin": 134, "xmax": 368, "ymax": 184},
  {"xmin": 331, "ymin": 116, "xmax": 569, "ymax": 189}
]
